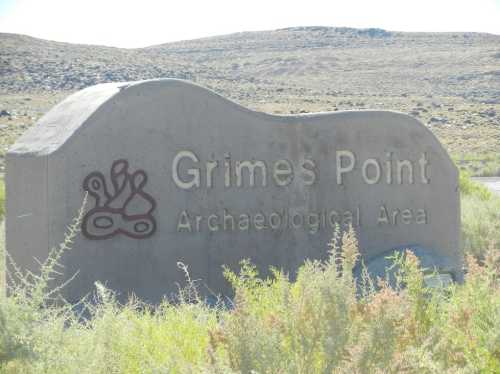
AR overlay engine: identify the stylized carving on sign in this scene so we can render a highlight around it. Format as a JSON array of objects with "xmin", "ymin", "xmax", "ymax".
[{"xmin": 82, "ymin": 159, "xmax": 157, "ymax": 240}]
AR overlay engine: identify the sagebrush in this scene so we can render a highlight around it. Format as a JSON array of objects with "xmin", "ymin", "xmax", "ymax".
[{"xmin": 0, "ymin": 175, "xmax": 499, "ymax": 373}]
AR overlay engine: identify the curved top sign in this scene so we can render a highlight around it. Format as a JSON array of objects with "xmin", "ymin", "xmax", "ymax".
[{"xmin": 7, "ymin": 79, "xmax": 461, "ymax": 303}]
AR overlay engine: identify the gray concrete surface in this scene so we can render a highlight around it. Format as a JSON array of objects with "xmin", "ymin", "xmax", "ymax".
[{"xmin": 6, "ymin": 79, "xmax": 461, "ymax": 303}]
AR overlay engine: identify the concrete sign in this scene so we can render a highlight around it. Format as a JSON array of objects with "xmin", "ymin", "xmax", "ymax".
[{"xmin": 6, "ymin": 79, "xmax": 461, "ymax": 303}]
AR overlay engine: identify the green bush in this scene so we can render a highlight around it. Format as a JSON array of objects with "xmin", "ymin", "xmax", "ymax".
[
  {"xmin": 460, "ymin": 172, "xmax": 500, "ymax": 258},
  {"xmin": 0, "ymin": 174, "xmax": 498, "ymax": 372},
  {"xmin": 0, "ymin": 179, "xmax": 4, "ymax": 219},
  {"xmin": 454, "ymin": 152, "xmax": 500, "ymax": 177},
  {"xmin": 459, "ymin": 171, "xmax": 492, "ymax": 200},
  {"xmin": 1, "ymin": 223, "xmax": 499, "ymax": 373}
]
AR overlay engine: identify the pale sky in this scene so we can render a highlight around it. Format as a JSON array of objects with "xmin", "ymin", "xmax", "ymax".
[{"xmin": 0, "ymin": 0, "xmax": 499, "ymax": 48}]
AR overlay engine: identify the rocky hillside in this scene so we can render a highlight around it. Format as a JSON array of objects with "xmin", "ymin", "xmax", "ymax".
[
  {"xmin": 1, "ymin": 27, "xmax": 499, "ymax": 176},
  {"xmin": 1, "ymin": 27, "xmax": 499, "ymax": 103}
]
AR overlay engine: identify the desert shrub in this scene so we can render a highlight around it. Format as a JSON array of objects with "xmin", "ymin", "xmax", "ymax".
[
  {"xmin": 210, "ymin": 228, "xmax": 362, "ymax": 373},
  {"xmin": 0, "ymin": 206, "xmax": 220, "ymax": 373},
  {"xmin": 0, "ymin": 179, "xmax": 4, "ymax": 219},
  {"xmin": 0, "ymin": 197, "xmax": 499, "ymax": 372},
  {"xmin": 205, "ymin": 229, "xmax": 500, "ymax": 373},
  {"xmin": 462, "ymin": 195, "xmax": 500, "ymax": 258},
  {"xmin": 460, "ymin": 172, "xmax": 500, "ymax": 259},
  {"xmin": 404, "ymin": 252, "xmax": 500, "ymax": 373},
  {"xmin": 0, "ymin": 203, "xmax": 84, "ymax": 372},
  {"xmin": 459, "ymin": 171, "xmax": 492, "ymax": 200},
  {"xmin": 454, "ymin": 152, "xmax": 500, "ymax": 177}
]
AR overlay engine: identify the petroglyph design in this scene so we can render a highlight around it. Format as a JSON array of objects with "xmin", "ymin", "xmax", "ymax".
[{"xmin": 82, "ymin": 159, "xmax": 157, "ymax": 240}]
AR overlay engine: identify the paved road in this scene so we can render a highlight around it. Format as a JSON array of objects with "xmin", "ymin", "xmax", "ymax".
[{"xmin": 473, "ymin": 177, "xmax": 500, "ymax": 196}]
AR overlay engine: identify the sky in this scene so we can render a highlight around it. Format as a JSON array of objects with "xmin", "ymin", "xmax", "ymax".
[{"xmin": 0, "ymin": 0, "xmax": 499, "ymax": 48}]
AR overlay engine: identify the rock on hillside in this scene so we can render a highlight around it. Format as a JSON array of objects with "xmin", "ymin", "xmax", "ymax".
[
  {"xmin": 0, "ymin": 33, "xmax": 197, "ymax": 92},
  {"xmin": 1, "ymin": 27, "xmax": 499, "ymax": 102}
]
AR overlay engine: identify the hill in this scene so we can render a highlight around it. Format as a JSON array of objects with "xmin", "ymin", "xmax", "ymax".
[
  {"xmin": 0, "ymin": 27, "xmax": 499, "ymax": 174},
  {"xmin": 1, "ymin": 27, "xmax": 500, "ymax": 101}
]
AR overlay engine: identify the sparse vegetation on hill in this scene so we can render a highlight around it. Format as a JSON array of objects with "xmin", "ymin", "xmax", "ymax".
[
  {"xmin": 0, "ymin": 27, "xmax": 499, "ymax": 174},
  {"xmin": 2, "ymin": 28, "xmax": 500, "ymax": 102},
  {"xmin": 455, "ymin": 152, "xmax": 500, "ymax": 177}
]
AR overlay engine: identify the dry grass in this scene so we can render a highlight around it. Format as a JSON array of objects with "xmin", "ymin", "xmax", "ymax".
[
  {"xmin": 0, "ymin": 176, "xmax": 498, "ymax": 373},
  {"xmin": 1, "ymin": 91, "xmax": 499, "ymax": 176},
  {"xmin": 1, "ymin": 28, "xmax": 499, "ymax": 173},
  {"xmin": 0, "ymin": 223, "xmax": 498, "ymax": 373},
  {"xmin": 0, "ymin": 221, "xmax": 4, "ymax": 299}
]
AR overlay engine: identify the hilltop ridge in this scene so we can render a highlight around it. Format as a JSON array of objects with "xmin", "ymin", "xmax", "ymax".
[
  {"xmin": 1, "ymin": 27, "xmax": 499, "ymax": 174},
  {"xmin": 1, "ymin": 27, "xmax": 499, "ymax": 104}
]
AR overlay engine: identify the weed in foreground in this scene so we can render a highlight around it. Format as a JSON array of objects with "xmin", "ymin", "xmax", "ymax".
[
  {"xmin": 0, "ymin": 178, "xmax": 4, "ymax": 219},
  {"xmin": 0, "ymin": 216, "xmax": 498, "ymax": 372},
  {"xmin": 460, "ymin": 172, "xmax": 500, "ymax": 259}
]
